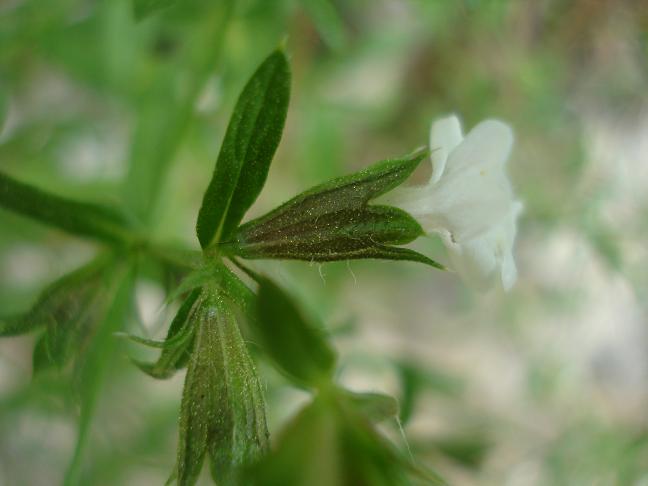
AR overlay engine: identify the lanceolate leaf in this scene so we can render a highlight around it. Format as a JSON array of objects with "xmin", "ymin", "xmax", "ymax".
[
  {"xmin": 65, "ymin": 264, "xmax": 136, "ymax": 486},
  {"xmin": 124, "ymin": 2, "xmax": 233, "ymax": 223},
  {"xmin": 175, "ymin": 288, "xmax": 268, "ymax": 485},
  {"xmin": 0, "ymin": 172, "xmax": 135, "ymax": 245},
  {"xmin": 225, "ymin": 148, "xmax": 444, "ymax": 268},
  {"xmin": 255, "ymin": 275, "xmax": 336, "ymax": 388},
  {"xmin": 196, "ymin": 50, "xmax": 291, "ymax": 249}
]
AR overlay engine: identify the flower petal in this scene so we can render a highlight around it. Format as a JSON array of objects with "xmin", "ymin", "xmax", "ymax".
[
  {"xmin": 429, "ymin": 115, "xmax": 464, "ymax": 184},
  {"xmin": 444, "ymin": 119, "xmax": 513, "ymax": 177},
  {"xmin": 444, "ymin": 200, "xmax": 522, "ymax": 291},
  {"xmin": 421, "ymin": 119, "xmax": 515, "ymax": 241}
]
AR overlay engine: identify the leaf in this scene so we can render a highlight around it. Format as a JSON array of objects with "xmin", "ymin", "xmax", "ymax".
[
  {"xmin": 174, "ymin": 288, "xmax": 268, "ymax": 485},
  {"xmin": 1, "ymin": 256, "xmax": 111, "ymax": 348},
  {"xmin": 342, "ymin": 390, "xmax": 399, "ymax": 424},
  {"xmin": 64, "ymin": 262, "xmax": 136, "ymax": 486},
  {"xmin": 133, "ymin": 0, "xmax": 176, "ymax": 20},
  {"xmin": 300, "ymin": 0, "xmax": 347, "ymax": 50},
  {"xmin": 255, "ymin": 274, "xmax": 336, "ymax": 388},
  {"xmin": 396, "ymin": 361, "xmax": 463, "ymax": 425},
  {"xmin": 432, "ymin": 434, "xmax": 490, "ymax": 469},
  {"xmin": 0, "ymin": 171, "xmax": 135, "ymax": 245},
  {"xmin": 196, "ymin": 49, "xmax": 291, "ymax": 249},
  {"xmin": 0, "ymin": 314, "xmax": 35, "ymax": 337},
  {"xmin": 0, "ymin": 86, "xmax": 7, "ymax": 131},
  {"xmin": 133, "ymin": 288, "xmax": 201, "ymax": 379},
  {"xmin": 226, "ymin": 148, "xmax": 444, "ymax": 268},
  {"xmin": 242, "ymin": 390, "xmax": 447, "ymax": 486},
  {"xmin": 123, "ymin": 2, "xmax": 233, "ymax": 223}
]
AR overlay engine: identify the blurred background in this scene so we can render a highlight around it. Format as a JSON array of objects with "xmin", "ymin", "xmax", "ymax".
[{"xmin": 1, "ymin": 0, "xmax": 648, "ymax": 484}]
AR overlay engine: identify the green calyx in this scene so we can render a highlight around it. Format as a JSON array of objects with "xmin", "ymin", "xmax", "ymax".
[{"xmin": 222, "ymin": 148, "xmax": 443, "ymax": 269}]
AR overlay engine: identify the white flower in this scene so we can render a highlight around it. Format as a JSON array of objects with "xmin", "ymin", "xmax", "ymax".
[{"xmin": 381, "ymin": 114, "xmax": 522, "ymax": 290}]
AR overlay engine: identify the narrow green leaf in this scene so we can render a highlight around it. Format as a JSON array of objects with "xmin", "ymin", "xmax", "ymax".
[
  {"xmin": 124, "ymin": 2, "xmax": 233, "ymax": 223},
  {"xmin": 132, "ymin": 0, "xmax": 176, "ymax": 20},
  {"xmin": 255, "ymin": 274, "xmax": 336, "ymax": 388},
  {"xmin": 175, "ymin": 288, "xmax": 268, "ymax": 485},
  {"xmin": 133, "ymin": 288, "xmax": 201, "ymax": 379},
  {"xmin": 0, "ymin": 314, "xmax": 36, "ymax": 337},
  {"xmin": 196, "ymin": 49, "xmax": 291, "ymax": 249},
  {"xmin": 342, "ymin": 390, "xmax": 399, "ymax": 424},
  {"xmin": 301, "ymin": 0, "xmax": 347, "ymax": 50},
  {"xmin": 32, "ymin": 334, "xmax": 53, "ymax": 375},
  {"xmin": 0, "ymin": 87, "xmax": 7, "ymax": 131},
  {"xmin": 0, "ymin": 171, "xmax": 135, "ymax": 245},
  {"xmin": 64, "ymin": 263, "xmax": 135, "ymax": 486},
  {"xmin": 432, "ymin": 434, "xmax": 490, "ymax": 469}
]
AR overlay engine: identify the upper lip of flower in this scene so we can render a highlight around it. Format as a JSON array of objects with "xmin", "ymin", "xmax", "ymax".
[
  {"xmin": 379, "ymin": 113, "xmax": 522, "ymax": 290},
  {"xmin": 385, "ymin": 114, "xmax": 517, "ymax": 243}
]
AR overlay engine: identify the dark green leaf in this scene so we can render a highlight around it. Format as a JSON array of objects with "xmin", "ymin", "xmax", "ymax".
[
  {"xmin": 32, "ymin": 333, "xmax": 54, "ymax": 375},
  {"xmin": 175, "ymin": 288, "xmax": 268, "ymax": 485},
  {"xmin": 133, "ymin": 288, "xmax": 201, "ymax": 379},
  {"xmin": 301, "ymin": 0, "xmax": 347, "ymax": 50},
  {"xmin": 255, "ymin": 274, "xmax": 336, "ymax": 388},
  {"xmin": 0, "ymin": 314, "xmax": 36, "ymax": 337},
  {"xmin": 196, "ymin": 49, "xmax": 291, "ymax": 249},
  {"xmin": 0, "ymin": 171, "xmax": 135, "ymax": 245},
  {"xmin": 133, "ymin": 0, "xmax": 176, "ymax": 20}
]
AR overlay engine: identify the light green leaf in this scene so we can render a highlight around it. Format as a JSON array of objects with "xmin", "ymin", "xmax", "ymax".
[
  {"xmin": 1, "ymin": 256, "xmax": 111, "ymax": 350},
  {"xmin": 196, "ymin": 49, "xmax": 291, "ymax": 249},
  {"xmin": 255, "ymin": 274, "xmax": 336, "ymax": 388},
  {"xmin": 132, "ymin": 0, "xmax": 176, "ymax": 20},
  {"xmin": 242, "ymin": 390, "xmax": 446, "ymax": 486},
  {"xmin": 0, "ymin": 87, "xmax": 7, "ymax": 131},
  {"xmin": 124, "ymin": 2, "xmax": 233, "ymax": 223},
  {"xmin": 64, "ymin": 262, "xmax": 136, "ymax": 486},
  {"xmin": 0, "ymin": 172, "xmax": 135, "ymax": 245},
  {"xmin": 301, "ymin": 0, "xmax": 347, "ymax": 50},
  {"xmin": 343, "ymin": 390, "xmax": 399, "ymax": 424},
  {"xmin": 174, "ymin": 288, "xmax": 268, "ymax": 485}
]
